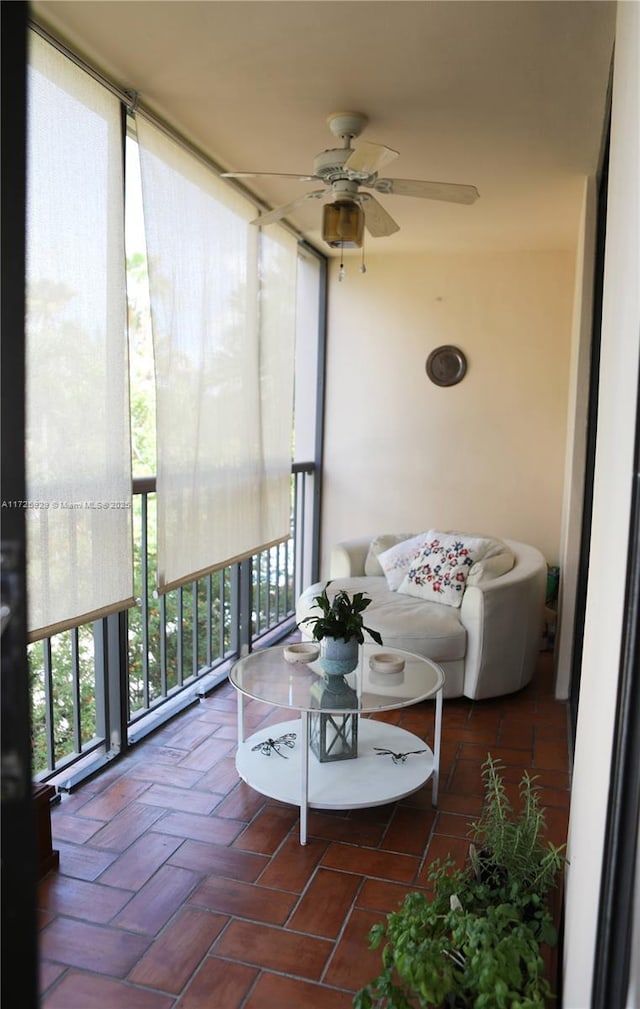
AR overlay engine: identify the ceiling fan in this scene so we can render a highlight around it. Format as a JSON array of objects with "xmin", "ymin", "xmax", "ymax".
[{"xmin": 222, "ymin": 112, "xmax": 479, "ymax": 248}]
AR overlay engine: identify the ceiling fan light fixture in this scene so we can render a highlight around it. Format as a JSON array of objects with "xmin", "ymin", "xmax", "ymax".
[
  {"xmin": 322, "ymin": 199, "xmax": 364, "ymax": 249},
  {"xmin": 224, "ymin": 112, "xmax": 478, "ymax": 241}
]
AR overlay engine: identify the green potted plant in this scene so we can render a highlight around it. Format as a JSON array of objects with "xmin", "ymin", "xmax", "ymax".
[
  {"xmin": 354, "ymin": 755, "xmax": 566, "ymax": 1009},
  {"xmin": 467, "ymin": 755, "xmax": 566, "ymax": 907},
  {"xmin": 298, "ymin": 581, "xmax": 383, "ymax": 675}
]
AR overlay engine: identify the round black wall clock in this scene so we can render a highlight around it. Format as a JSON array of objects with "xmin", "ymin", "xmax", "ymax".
[{"xmin": 426, "ymin": 345, "xmax": 467, "ymax": 387}]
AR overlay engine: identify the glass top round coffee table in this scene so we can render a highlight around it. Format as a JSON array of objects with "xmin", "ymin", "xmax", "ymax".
[{"xmin": 229, "ymin": 642, "xmax": 444, "ymax": 844}]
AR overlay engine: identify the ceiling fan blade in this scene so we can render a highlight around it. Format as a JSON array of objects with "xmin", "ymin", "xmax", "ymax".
[
  {"xmin": 359, "ymin": 193, "xmax": 400, "ymax": 237},
  {"xmin": 221, "ymin": 171, "xmax": 317, "ymax": 182},
  {"xmin": 373, "ymin": 178, "xmax": 479, "ymax": 205},
  {"xmin": 249, "ymin": 189, "xmax": 325, "ymax": 226},
  {"xmin": 344, "ymin": 142, "xmax": 399, "ymax": 178}
]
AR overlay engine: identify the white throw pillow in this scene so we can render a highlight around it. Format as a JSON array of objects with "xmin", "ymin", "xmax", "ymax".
[
  {"xmin": 397, "ymin": 532, "xmax": 492, "ymax": 607},
  {"xmin": 467, "ymin": 548, "xmax": 515, "ymax": 585},
  {"xmin": 364, "ymin": 533, "xmax": 415, "ymax": 577},
  {"xmin": 377, "ymin": 532, "xmax": 430, "ymax": 590}
]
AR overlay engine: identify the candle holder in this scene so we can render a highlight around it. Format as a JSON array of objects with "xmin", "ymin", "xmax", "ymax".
[{"xmin": 309, "ymin": 674, "xmax": 358, "ymax": 762}]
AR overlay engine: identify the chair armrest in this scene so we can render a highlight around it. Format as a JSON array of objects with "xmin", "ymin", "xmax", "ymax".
[
  {"xmin": 459, "ymin": 543, "xmax": 547, "ymax": 699},
  {"xmin": 329, "ymin": 538, "xmax": 372, "ymax": 577}
]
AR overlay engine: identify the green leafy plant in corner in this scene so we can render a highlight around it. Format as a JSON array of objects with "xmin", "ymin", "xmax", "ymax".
[
  {"xmin": 354, "ymin": 755, "xmax": 566, "ymax": 1009},
  {"xmin": 469, "ymin": 754, "xmax": 566, "ymax": 918},
  {"xmin": 298, "ymin": 582, "xmax": 383, "ymax": 645},
  {"xmin": 354, "ymin": 867, "xmax": 555, "ymax": 1009}
]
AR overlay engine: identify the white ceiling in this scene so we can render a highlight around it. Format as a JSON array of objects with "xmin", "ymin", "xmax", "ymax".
[{"xmin": 31, "ymin": 0, "xmax": 616, "ymax": 256}]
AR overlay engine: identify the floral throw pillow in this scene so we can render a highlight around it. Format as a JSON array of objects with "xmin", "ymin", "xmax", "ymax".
[
  {"xmin": 397, "ymin": 532, "xmax": 491, "ymax": 607},
  {"xmin": 377, "ymin": 532, "xmax": 430, "ymax": 590}
]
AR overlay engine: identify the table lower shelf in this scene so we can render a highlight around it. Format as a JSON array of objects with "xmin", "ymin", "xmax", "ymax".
[{"xmin": 236, "ymin": 717, "xmax": 435, "ymax": 810}]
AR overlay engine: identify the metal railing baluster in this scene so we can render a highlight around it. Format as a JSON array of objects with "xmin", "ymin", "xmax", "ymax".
[
  {"xmin": 205, "ymin": 574, "xmax": 213, "ymax": 668},
  {"xmin": 71, "ymin": 627, "xmax": 81, "ymax": 754},
  {"xmin": 160, "ymin": 591, "xmax": 167, "ymax": 696},
  {"xmin": 43, "ymin": 637, "xmax": 55, "ymax": 771},
  {"xmin": 266, "ymin": 548, "xmax": 272, "ymax": 630},
  {"xmin": 192, "ymin": 579, "xmax": 198, "ymax": 677},
  {"xmin": 140, "ymin": 488, "xmax": 150, "ymax": 700}
]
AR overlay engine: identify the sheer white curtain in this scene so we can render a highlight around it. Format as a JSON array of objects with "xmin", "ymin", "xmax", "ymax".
[
  {"xmin": 257, "ymin": 228, "xmax": 299, "ymax": 541},
  {"xmin": 135, "ymin": 117, "xmax": 297, "ymax": 592},
  {"xmin": 25, "ymin": 33, "xmax": 133, "ymax": 640}
]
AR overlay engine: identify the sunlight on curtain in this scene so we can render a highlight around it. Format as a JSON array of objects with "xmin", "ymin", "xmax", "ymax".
[
  {"xmin": 135, "ymin": 117, "xmax": 297, "ymax": 593},
  {"xmin": 25, "ymin": 33, "xmax": 134, "ymax": 640},
  {"xmin": 258, "ymin": 228, "xmax": 299, "ymax": 543}
]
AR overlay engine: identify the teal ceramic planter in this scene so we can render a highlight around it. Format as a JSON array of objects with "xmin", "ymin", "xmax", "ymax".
[{"xmin": 319, "ymin": 636, "xmax": 359, "ymax": 675}]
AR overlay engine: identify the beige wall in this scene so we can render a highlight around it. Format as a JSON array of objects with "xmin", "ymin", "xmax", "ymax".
[{"xmin": 320, "ymin": 249, "xmax": 575, "ymax": 575}]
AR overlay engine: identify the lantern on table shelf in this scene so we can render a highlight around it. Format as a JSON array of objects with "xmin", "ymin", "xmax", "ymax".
[{"xmin": 309, "ymin": 673, "xmax": 359, "ymax": 762}]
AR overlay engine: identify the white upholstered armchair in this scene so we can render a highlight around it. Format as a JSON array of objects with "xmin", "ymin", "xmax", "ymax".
[{"xmin": 296, "ymin": 533, "xmax": 547, "ymax": 700}]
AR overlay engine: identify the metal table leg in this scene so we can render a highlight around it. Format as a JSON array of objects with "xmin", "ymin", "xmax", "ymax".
[
  {"xmin": 432, "ymin": 685, "xmax": 443, "ymax": 806},
  {"xmin": 236, "ymin": 691, "xmax": 245, "ymax": 744},
  {"xmin": 300, "ymin": 711, "xmax": 309, "ymax": 845}
]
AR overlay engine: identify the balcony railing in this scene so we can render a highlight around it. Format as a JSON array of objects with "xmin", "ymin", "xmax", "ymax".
[{"xmin": 29, "ymin": 463, "xmax": 317, "ymax": 788}]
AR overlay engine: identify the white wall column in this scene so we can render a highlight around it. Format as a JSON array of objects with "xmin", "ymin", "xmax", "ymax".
[{"xmin": 563, "ymin": 2, "xmax": 640, "ymax": 1004}]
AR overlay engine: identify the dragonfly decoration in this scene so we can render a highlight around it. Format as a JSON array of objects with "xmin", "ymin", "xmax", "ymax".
[
  {"xmin": 251, "ymin": 733, "xmax": 297, "ymax": 758},
  {"xmin": 374, "ymin": 747, "xmax": 427, "ymax": 765}
]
